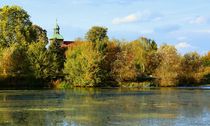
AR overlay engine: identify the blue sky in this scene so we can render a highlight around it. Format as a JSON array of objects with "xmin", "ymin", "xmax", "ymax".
[{"xmin": 1, "ymin": 0, "xmax": 210, "ymax": 54}]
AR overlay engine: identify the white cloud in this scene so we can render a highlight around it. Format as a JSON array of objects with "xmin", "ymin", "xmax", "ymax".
[
  {"xmin": 112, "ymin": 11, "xmax": 161, "ymax": 25},
  {"xmin": 175, "ymin": 42, "xmax": 198, "ymax": 54},
  {"xmin": 112, "ymin": 14, "xmax": 138, "ymax": 25},
  {"xmin": 189, "ymin": 16, "xmax": 208, "ymax": 24},
  {"xmin": 175, "ymin": 42, "xmax": 193, "ymax": 49}
]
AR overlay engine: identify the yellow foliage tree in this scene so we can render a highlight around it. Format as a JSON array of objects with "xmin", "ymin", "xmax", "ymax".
[{"xmin": 154, "ymin": 44, "xmax": 181, "ymax": 87}]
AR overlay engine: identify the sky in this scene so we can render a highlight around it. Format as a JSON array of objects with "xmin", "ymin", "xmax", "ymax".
[{"xmin": 1, "ymin": 0, "xmax": 210, "ymax": 54}]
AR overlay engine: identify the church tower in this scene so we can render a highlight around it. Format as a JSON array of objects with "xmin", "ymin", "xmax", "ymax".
[{"xmin": 49, "ymin": 20, "xmax": 64, "ymax": 46}]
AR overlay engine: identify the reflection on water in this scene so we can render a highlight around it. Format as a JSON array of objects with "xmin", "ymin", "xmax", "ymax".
[{"xmin": 0, "ymin": 88, "xmax": 210, "ymax": 126}]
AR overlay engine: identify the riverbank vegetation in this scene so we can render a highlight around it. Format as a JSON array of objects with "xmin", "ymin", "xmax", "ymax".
[{"xmin": 0, "ymin": 5, "xmax": 210, "ymax": 88}]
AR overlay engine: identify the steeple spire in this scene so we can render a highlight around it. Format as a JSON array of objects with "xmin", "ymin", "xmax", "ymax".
[
  {"xmin": 50, "ymin": 19, "xmax": 64, "ymax": 41},
  {"xmin": 54, "ymin": 19, "xmax": 60, "ymax": 34}
]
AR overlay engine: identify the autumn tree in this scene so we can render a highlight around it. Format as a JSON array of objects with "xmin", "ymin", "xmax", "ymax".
[
  {"xmin": 126, "ymin": 41, "xmax": 146, "ymax": 75},
  {"xmin": 199, "ymin": 51, "xmax": 210, "ymax": 84},
  {"xmin": 0, "ymin": 48, "xmax": 4, "ymax": 74},
  {"xmin": 0, "ymin": 44, "xmax": 30, "ymax": 76},
  {"xmin": 154, "ymin": 44, "xmax": 181, "ymax": 87},
  {"xmin": 145, "ymin": 52, "xmax": 161, "ymax": 75},
  {"xmin": 109, "ymin": 37, "xmax": 158, "ymax": 83},
  {"xmin": 111, "ymin": 43, "xmax": 137, "ymax": 82},
  {"xmin": 179, "ymin": 52, "xmax": 202, "ymax": 85},
  {"xmin": 127, "ymin": 37, "xmax": 158, "ymax": 76},
  {"xmin": 202, "ymin": 51, "xmax": 210, "ymax": 67}
]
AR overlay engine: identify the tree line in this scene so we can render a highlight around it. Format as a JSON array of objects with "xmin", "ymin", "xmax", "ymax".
[{"xmin": 0, "ymin": 5, "xmax": 210, "ymax": 88}]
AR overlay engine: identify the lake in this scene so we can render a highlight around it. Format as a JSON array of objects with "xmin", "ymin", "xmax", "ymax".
[{"xmin": 0, "ymin": 88, "xmax": 210, "ymax": 126}]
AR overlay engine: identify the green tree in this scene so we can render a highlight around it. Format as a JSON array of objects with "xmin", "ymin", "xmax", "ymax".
[
  {"xmin": 27, "ymin": 42, "xmax": 60, "ymax": 79},
  {"xmin": 64, "ymin": 42, "xmax": 103, "ymax": 87},
  {"xmin": 154, "ymin": 44, "xmax": 181, "ymax": 87},
  {"xmin": 85, "ymin": 26, "xmax": 110, "ymax": 83},
  {"xmin": 136, "ymin": 37, "xmax": 157, "ymax": 51},
  {"xmin": 0, "ymin": 5, "xmax": 33, "ymax": 47},
  {"xmin": 31, "ymin": 25, "xmax": 48, "ymax": 43},
  {"xmin": 48, "ymin": 41, "xmax": 66, "ymax": 77},
  {"xmin": 85, "ymin": 26, "xmax": 109, "ymax": 43}
]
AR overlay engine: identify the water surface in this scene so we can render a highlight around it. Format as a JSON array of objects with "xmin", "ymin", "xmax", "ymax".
[{"xmin": 0, "ymin": 88, "xmax": 210, "ymax": 126}]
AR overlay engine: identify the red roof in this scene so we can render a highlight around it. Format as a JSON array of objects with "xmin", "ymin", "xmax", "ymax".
[{"xmin": 61, "ymin": 41, "xmax": 75, "ymax": 48}]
